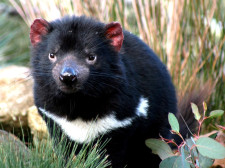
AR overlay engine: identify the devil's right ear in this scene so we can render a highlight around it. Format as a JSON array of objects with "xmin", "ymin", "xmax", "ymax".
[{"xmin": 30, "ymin": 18, "xmax": 50, "ymax": 46}]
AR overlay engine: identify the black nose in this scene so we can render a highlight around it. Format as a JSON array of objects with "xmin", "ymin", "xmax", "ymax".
[{"xmin": 59, "ymin": 67, "xmax": 77, "ymax": 85}]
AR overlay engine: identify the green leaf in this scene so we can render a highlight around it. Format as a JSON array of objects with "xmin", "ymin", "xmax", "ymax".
[
  {"xmin": 168, "ymin": 113, "xmax": 180, "ymax": 133},
  {"xmin": 186, "ymin": 138, "xmax": 195, "ymax": 148},
  {"xmin": 209, "ymin": 110, "xmax": 224, "ymax": 118},
  {"xmin": 159, "ymin": 155, "xmax": 190, "ymax": 168},
  {"xmin": 196, "ymin": 137, "xmax": 225, "ymax": 159},
  {"xmin": 159, "ymin": 156, "xmax": 178, "ymax": 168},
  {"xmin": 191, "ymin": 103, "xmax": 201, "ymax": 121},
  {"xmin": 145, "ymin": 139, "xmax": 174, "ymax": 160},
  {"xmin": 198, "ymin": 153, "xmax": 214, "ymax": 168},
  {"xmin": 181, "ymin": 146, "xmax": 191, "ymax": 167},
  {"xmin": 186, "ymin": 139, "xmax": 198, "ymax": 162}
]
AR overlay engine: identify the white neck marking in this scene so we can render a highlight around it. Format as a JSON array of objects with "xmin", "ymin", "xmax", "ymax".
[
  {"xmin": 39, "ymin": 108, "xmax": 134, "ymax": 144},
  {"xmin": 39, "ymin": 96, "xmax": 149, "ymax": 144}
]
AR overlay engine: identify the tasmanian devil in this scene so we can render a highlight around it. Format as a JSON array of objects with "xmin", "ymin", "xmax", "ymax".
[{"xmin": 30, "ymin": 15, "xmax": 182, "ymax": 168}]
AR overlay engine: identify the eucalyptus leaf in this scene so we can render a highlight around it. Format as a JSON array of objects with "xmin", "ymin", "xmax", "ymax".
[
  {"xmin": 145, "ymin": 139, "xmax": 174, "ymax": 160},
  {"xmin": 191, "ymin": 137, "xmax": 196, "ymax": 144},
  {"xmin": 196, "ymin": 137, "xmax": 225, "ymax": 159},
  {"xmin": 186, "ymin": 138, "xmax": 195, "ymax": 148},
  {"xmin": 209, "ymin": 110, "xmax": 224, "ymax": 118},
  {"xmin": 159, "ymin": 155, "xmax": 190, "ymax": 168},
  {"xmin": 175, "ymin": 156, "xmax": 191, "ymax": 168},
  {"xmin": 198, "ymin": 153, "xmax": 214, "ymax": 168},
  {"xmin": 196, "ymin": 159, "xmax": 200, "ymax": 167},
  {"xmin": 189, "ymin": 163, "xmax": 196, "ymax": 168},
  {"xmin": 181, "ymin": 146, "xmax": 191, "ymax": 166},
  {"xmin": 168, "ymin": 113, "xmax": 180, "ymax": 133},
  {"xmin": 159, "ymin": 156, "xmax": 178, "ymax": 168},
  {"xmin": 191, "ymin": 103, "xmax": 201, "ymax": 121},
  {"xmin": 186, "ymin": 139, "xmax": 198, "ymax": 161}
]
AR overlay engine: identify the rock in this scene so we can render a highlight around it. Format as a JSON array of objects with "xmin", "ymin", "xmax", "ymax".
[
  {"xmin": 0, "ymin": 65, "xmax": 49, "ymax": 143},
  {"xmin": 0, "ymin": 129, "xmax": 30, "ymax": 156},
  {"xmin": 27, "ymin": 106, "xmax": 48, "ymax": 145},
  {"xmin": 0, "ymin": 66, "xmax": 33, "ymax": 137}
]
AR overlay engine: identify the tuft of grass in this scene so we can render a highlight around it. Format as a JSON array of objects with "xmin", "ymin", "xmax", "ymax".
[{"xmin": 0, "ymin": 127, "xmax": 110, "ymax": 168}]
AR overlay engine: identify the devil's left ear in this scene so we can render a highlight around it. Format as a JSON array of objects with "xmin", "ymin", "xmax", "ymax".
[{"xmin": 104, "ymin": 22, "xmax": 124, "ymax": 52}]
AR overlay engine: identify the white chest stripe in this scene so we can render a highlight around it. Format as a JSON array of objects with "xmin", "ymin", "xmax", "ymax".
[
  {"xmin": 39, "ymin": 108, "xmax": 134, "ymax": 144},
  {"xmin": 39, "ymin": 96, "xmax": 149, "ymax": 144}
]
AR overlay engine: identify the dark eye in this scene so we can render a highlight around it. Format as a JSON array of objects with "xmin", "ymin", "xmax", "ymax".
[
  {"xmin": 49, "ymin": 53, "xmax": 55, "ymax": 58},
  {"xmin": 85, "ymin": 49, "xmax": 97, "ymax": 64},
  {"xmin": 49, "ymin": 53, "xmax": 57, "ymax": 62},
  {"xmin": 87, "ymin": 55, "xmax": 96, "ymax": 62}
]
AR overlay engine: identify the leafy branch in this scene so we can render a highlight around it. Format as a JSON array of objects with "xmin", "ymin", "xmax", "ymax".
[{"xmin": 146, "ymin": 102, "xmax": 225, "ymax": 168}]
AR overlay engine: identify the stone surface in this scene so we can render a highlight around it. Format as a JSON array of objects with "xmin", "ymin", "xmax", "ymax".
[
  {"xmin": 0, "ymin": 129, "xmax": 30, "ymax": 156},
  {"xmin": 0, "ymin": 66, "xmax": 33, "ymax": 131},
  {"xmin": 0, "ymin": 65, "xmax": 48, "ymax": 141},
  {"xmin": 28, "ymin": 106, "xmax": 48, "ymax": 145}
]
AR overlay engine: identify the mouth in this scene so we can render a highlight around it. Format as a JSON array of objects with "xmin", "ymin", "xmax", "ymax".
[{"xmin": 59, "ymin": 85, "xmax": 80, "ymax": 94}]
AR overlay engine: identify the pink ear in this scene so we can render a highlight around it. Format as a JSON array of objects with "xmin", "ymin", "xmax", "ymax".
[
  {"xmin": 30, "ymin": 19, "xmax": 49, "ymax": 46},
  {"xmin": 105, "ymin": 22, "xmax": 124, "ymax": 52}
]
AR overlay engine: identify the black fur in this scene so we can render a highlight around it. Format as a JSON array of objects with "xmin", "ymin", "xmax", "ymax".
[{"xmin": 31, "ymin": 16, "xmax": 177, "ymax": 168}]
